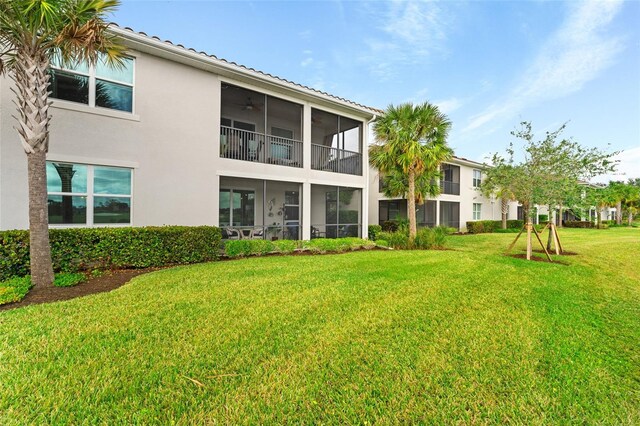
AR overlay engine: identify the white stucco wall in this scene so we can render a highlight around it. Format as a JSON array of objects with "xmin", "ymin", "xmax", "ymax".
[{"xmin": 0, "ymin": 37, "xmax": 374, "ymax": 237}]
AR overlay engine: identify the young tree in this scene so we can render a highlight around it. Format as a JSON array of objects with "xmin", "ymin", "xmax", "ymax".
[
  {"xmin": 0, "ymin": 0, "xmax": 125, "ymax": 287},
  {"xmin": 479, "ymin": 157, "xmax": 518, "ymax": 229},
  {"xmin": 370, "ymin": 102, "xmax": 452, "ymax": 239}
]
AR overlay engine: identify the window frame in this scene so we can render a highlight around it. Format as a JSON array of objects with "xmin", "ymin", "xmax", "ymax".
[
  {"xmin": 47, "ymin": 162, "xmax": 134, "ymax": 228},
  {"xmin": 473, "ymin": 169, "xmax": 482, "ymax": 188},
  {"xmin": 473, "ymin": 202, "xmax": 482, "ymax": 220},
  {"xmin": 49, "ymin": 54, "xmax": 135, "ymax": 114}
]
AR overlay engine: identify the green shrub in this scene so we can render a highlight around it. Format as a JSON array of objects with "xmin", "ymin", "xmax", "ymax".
[
  {"xmin": 0, "ymin": 226, "xmax": 222, "ymax": 281},
  {"xmin": 564, "ymin": 221, "xmax": 593, "ymax": 229},
  {"xmin": 377, "ymin": 231, "xmax": 410, "ymax": 249},
  {"xmin": 368, "ymin": 225, "xmax": 383, "ymax": 241},
  {"xmin": 414, "ymin": 228, "xmax": 436, "ymax": 249},
  {"xmin": 54, "ymin": 273, "xmax": 86, "ymax": 288},
  {"xmin": 225, "ymin": 240, "xmax": 275, "ymax": 258},
  {"xmin": 302, "ymin": 238, "xmax": 374, "ymax": 254},
  {"xmin": 381, "ymin": 221, "xmax": 399, "ymax": 232},
  {"xmin": 433, "ymin": 226, "xmax": 448, "ymax": 247},
  {"xmin": 272, "ymin": 240, "xmax": 297, "ymax": 254},
  {"xmin": 375, "ymin": 239, "xmax": 389, "ymax": 248},
  {"xmin": 466, "ymin": 220, "xmax": 498, "ymax": 234},
  {"xmin": 538, "ymin": 215, "xmax": 549, "ymax": 223},
  {"xmin": 506, "ymin": 220, "xmax": 524, "ymax": 229},
  {"xmin": 0, "ymin": 276, "xmax": 32, "ymax": 305}
]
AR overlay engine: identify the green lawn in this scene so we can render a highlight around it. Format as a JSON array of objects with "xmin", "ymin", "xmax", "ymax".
[{"xmin": 0, "ymin": 228, "xmax": 638, "ymax": 424}]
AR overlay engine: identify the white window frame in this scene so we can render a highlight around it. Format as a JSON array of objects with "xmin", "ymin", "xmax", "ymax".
[
  {"xmin": 473, "ymin": 169, "xmax": 482, "ymax": 188},
  {"xmin": 50, "ymin": 55, "xmax": 135, "ymax": 114},
  {"xmin": 47, "ymin": 162, "xmax": 133, "ymax": 228},
  {"xmin": 473, "ymin": 202, "xmax": 482, "ymax": 220}
]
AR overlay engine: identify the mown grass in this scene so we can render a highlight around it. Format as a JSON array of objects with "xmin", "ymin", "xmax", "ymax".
[{"xmin": 0, "ymin": 228, "xmax": 638, "ymax": 424}]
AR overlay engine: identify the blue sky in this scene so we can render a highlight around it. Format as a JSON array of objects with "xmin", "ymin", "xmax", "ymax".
[{"xmin": 113, "ymin": 0, "xmax": 640, "ymax": 181}]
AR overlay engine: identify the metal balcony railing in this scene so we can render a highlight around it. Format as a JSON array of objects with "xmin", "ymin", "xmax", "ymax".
[
  {"xmin": 440, "ymin": 180, "xmax": 460, "ymax": 195},
  {"xmin": 311, "ymin": 144, "xmax": 362, "ymax": 176},
  {"xmin": 220, "ymin": 126, "xmax": 303, "ymax": 168}
]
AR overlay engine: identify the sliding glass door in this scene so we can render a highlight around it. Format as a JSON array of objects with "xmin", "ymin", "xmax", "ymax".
[{"xmin": 219, "ymin": 189, "xmax": 255, "ymax": 227}]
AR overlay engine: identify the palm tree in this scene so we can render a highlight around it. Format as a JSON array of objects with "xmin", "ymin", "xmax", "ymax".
[
  {"xmin": 370, "ymin": 102, "xmax": 452, "ymax": 239},
  {"xmin": 0, "ymin": 0, "xmax": 125, "ymax": 287}
]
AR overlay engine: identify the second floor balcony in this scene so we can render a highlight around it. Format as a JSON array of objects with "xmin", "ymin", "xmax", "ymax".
[{"xmin": 220, "ymin": 83, "xmax": 363, "ymax": 175}]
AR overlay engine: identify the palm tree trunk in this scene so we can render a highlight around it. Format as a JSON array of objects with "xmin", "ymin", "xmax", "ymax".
[
  {"xmin": 28, "ymin": 150, "xmax": 55, "ymax": 286},
  {"xmin": 616, "ymin": 201, "xmax": 622, "ymax": 225},
  {"xmin": 11, "ymin": 48, "xmax": 54, "ymax": 287},
  {"xmin": 407, "ymin": 170, "xmax": 417, "ymax": 239},
  {"xmin": 501, "ymin": 197, "xmax": 508, "ymax": 229}
]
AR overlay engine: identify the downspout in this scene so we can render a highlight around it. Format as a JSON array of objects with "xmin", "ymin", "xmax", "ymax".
[{"xmin": 363, "ymin": 113, "xmax": 378, "ymax": 239}]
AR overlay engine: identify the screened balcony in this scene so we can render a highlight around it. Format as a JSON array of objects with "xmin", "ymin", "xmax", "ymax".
[
  {"xmin": 310, "ymin": 109, "xmax": 363, "ymax": 176},
  {"xmin": 310, "ymin": 185, "xmax": 362, "ymax": 238},
  {"xmin": 220, "ymin": 84, "xmax": 303, "ymax": 168},
  {"xmin": 440, "ymin": 164, "xmax": 460, "ymax": 195},
  {"xmin": 219, "ymin": 177, "xmax": 302, "ymax": 240}
]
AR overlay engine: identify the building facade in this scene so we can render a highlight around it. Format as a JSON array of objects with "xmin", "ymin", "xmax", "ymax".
[
  {"xmin": 368, "ymin": 157, "xmax": 519, "ymax": 231},
  {"xmin": 0, "ymin": 26, "xmax": 379, "ymax": 240}
]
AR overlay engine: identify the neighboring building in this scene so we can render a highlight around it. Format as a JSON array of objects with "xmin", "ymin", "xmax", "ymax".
[
  {"xmin": 0, "ymin": 26, "xmax": 380, "ymax": 240},
  {"xmin": 368, "ymin": 157, "xmax": 519, "ymax": 231}
]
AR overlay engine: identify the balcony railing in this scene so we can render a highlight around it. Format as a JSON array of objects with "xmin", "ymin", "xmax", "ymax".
[
  {"xmin": 440, "ymin": 180, "xmax": 460, "ymax": 195},
  {"xmin": 311, "ymin": 144, "xmax": 362, "ymax": 176},
  {"xmin": 220, "ymin": 126, "xmax": 303, "ymax": 168}
]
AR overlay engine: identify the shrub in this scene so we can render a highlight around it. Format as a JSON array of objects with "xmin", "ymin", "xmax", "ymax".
[
  {"xmin": 54, "ymin": 273, "xmax": 86, "ymax": 288},
  {"xmin": 433, "ymin": 226, "xmax": 448, "ymax": 248},
  {"xmin": 225, "ymin": 240, "xmax": 274, "ymax": 258},
  {"xmin": 0, "ymin": 276, "xmax": 32, "ymax": 305},
  {"xmin": 506, "ymin": 220, "xmax": 524, "ymax": 229},
  {"xmin": 466, "ymin": 220, "xmax": 498, "ymax": 234},
  {"xmin": 375, "ymin": 239, "xmax": 389, "ymax": 248},
  {"xmin": 538, "ymin": 214, "xmax": 549, "ymax": 223},
  {"xmin": 0, "ymin": 226, "xmax": 222, "ymax": 281},
  {"xmin": 302, "ymin": 238, "xmax": 374, "ymax": 254},
  {"xmin": 414, "ymin": 228, "xmax": 436, "ymax": 249},
  {"xmin": 381, "ymin": 221, "xmax": 399, "ymax": 232},
  {"xmin": 377, "ymin": 231, "xmax": 410, "ymax": 249},
  {"xmin": 272, "ymin": 240, "xmax": 297, "ymax": 254},
  {"xmin": 564, "ymin": 221, "xmax": 593, "ymax": 229},
  {"xmin": 368, "ymin": 225, "xmax": 383, "ymax": 241}
]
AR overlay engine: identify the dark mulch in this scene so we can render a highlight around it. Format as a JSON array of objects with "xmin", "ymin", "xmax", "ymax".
[
  {"xmin": 533, "ymin": 249, "xmax": 579, "ymax": 256},
  {"xmin": 0, "ymin": 268, "xmax": 160, "ymax": 312},
  {"xmin": 508, "ymin": 253, "xmax": 569, "ymax": 265}
]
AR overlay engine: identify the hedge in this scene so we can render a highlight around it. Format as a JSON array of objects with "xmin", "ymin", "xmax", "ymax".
[
  {"xmin": 224, "ymin": 238, "xmax": 376, "ymax": 258},
  {"xmin": 368, "ymin": 225, "xmax": 382, "ymax": 241},
  {"xmin": 564, "ymin": 221, "xmax": 593, "ymax": 229},
  {"xmin": 0, "ymin": 226, "xmax": 222, "ymax": 281},
  {"xmin": 466, "ymin": 220, "xmax": 525, "ymax": 234}
]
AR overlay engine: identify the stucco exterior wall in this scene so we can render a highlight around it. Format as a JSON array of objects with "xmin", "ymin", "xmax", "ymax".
[{"xmin": 0, "ymin": 42, "xmax": 373, "ymax": 237}]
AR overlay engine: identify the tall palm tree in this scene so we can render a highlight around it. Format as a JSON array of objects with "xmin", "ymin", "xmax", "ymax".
[
  {"xmin": 370, "ymin": 102, "xmax": 452, "ymax": 239},
  {"xmin": 0, "ymin": 0, "xmax": 125, "ymax": 287}
]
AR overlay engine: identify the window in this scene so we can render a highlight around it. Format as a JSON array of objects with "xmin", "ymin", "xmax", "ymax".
[
  {"xmin": 473, "ymin": 169, "xmax": 482, "ymax": 188},
  {"xmin": 49, "ymin": 54, "xmax": 134, "ymax": 112},
  {"xmin": 440, "ymin": 164, "xmax": 461, "ymax": 195},
  {"xmin": 47, "ymin": 162, "xmax": 132, "ymax": 225},
  {"xmin": 219, "ymin": 189, "xmax": 255, "ymax": 227},
  {"xmin": 440, "ymin": 201, "xmax": 460, "ymax": 229},
  {"xmin": 473, "ymin": 203, "xmax": 482, "ymax": 220}
]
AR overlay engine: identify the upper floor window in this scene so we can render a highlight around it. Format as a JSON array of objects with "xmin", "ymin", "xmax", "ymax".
[
  {"xmin": 473, "ymin": 203, "xmax": 482, "ymax": 220},
  {"xmin": 46, "ymin": 162, "xmax": 133, "ymax": 226},
  {"xmin": 49, "ymin": 54, "xmax": 134, "ymax": 113},
  {"xmin": 440, "ymin": 164, "xmax": 460, "ymax": 195},
  {"xmin": 473, "ymin": 169, "xmax": 482, "ymax": 188}
]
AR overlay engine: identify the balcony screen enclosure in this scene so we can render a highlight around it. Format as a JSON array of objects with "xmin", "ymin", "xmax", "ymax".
[{"xmin": 310, "ymin": 185, "xmax": 362, "ymax": 238}]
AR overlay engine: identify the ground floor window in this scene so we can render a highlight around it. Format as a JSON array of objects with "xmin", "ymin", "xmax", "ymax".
[
  {"xmin": 219, "ymin": 189, "xmax": 255, "ymax": 227},
  {"xmin": 46, "ymin": 162, "xmax": 132, "ymax": 226},
  {"xmin": 417, "ymin": 201, "xmax": 437, "ymax": 227},
  {"xmin": 440, "ymin": 201, "xmax": 460, "ymax": 229},
  {"xmin": 378, "ymin": 200, "xmax": 404, "ymax": 225},
  {"xmin": 473, "ymin": 203, "xmax": 482, "ymax": 220}
]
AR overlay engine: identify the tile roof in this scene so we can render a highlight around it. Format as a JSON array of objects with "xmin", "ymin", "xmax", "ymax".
[{"xmin": 111, "ymin": 24, "xmax": 384, "ymax": 115}]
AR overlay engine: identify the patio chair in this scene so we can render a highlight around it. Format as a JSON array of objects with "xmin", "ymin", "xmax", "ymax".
[
  {"xmin": 225, "ymin": 227, "xmax": 241, "ymax": 240},
  {"xmin": 251, "ymin": 227, "xmax": 265, "ymax": 239}
]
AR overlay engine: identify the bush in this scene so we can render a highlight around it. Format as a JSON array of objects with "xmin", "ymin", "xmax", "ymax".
[
  {"xmin": 368, "ymin": 225, "xmax": 383, "ymax": 241},
  {"xmin": 433, "ymin": 226, "xmax": 448, "ymax": 247},
  {"xmin": 538, "ymin": 215, "xmax": 549, "ymax": 223},
  {"xmin": 0, "ymin": 276, "xmax": 32, "ymax": 305},
  {"xmin": 272, "ymin": 240, "xmax": 297, "ymax": 254},
  {"xmin": 381, "ymin": 221, "xmax": 399, "ymax": 232},
  {"xmin": 414, "ymin": 228, "xmax": 436, "ymax": 249},
  {"xmin": 375, "ymin": 239, "xmax": 389, "ymax": 248},
  {"xmin": 466, "ymin": 220, "xmax": 499, "ymax": 234},
  {"xmin": 564, "ymin": 221, "xmax": 593, "ymax": 229},
  {"xmin": 302, "ymin": 238, "xmax": 375, "ymax": 254},
  {"xmin": 506, "ymin": 220, "xmax": 524, "ymax": 229},
  {"xmin": 225, "ymin": 240, "xmax": 274, "ymax": 258},
  {"xmin": 54, "ymin": 273, "xmax": 86, "ymax": 288},
  {"xmin": 377, "ymin": 231, "xmax": 410, "ymax": 249},
  {"xmin": 0, "ymin": 226, "xmax": 222, "ymax": 281}
]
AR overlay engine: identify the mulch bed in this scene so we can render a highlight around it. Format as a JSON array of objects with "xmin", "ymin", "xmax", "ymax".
[
  {"xmin": 507, "ymin": 253, "xmax": 569, "ymax": 265},
  {"xmin": 0, "ymin": 268, "xmax": 160, "ymax": 312},
  {"xmin": 532, "ymin": 249, "xmax": 579, "ymax": 256}
]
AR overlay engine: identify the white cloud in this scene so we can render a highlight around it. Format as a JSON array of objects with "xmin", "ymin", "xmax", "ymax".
[
  {"xmin": 592, "ymin": 146, "xmax": 640, "ymax": 183},
  {"xmin": 300, "ymin": 57, "xmax": 313, "ymax": 67},
  {"xmin": 462, "ymin": 1, "xmax": 624, "ymax": 133},
  {"xmin": 359, "ymin": 1, "xmax": 453, "ymax": 80},
  {"xmin": 435, "ymin": 97, "xmax": 463, "ymax": 114}
]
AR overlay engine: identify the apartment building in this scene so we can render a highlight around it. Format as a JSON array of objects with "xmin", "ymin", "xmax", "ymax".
[
  {"xmin": 0, "ymin": 26, "xmax": 379, "ymax": 240},
  {"xmin": 368, "ymin": 157, "xmax": 519, "ymax": 231}
]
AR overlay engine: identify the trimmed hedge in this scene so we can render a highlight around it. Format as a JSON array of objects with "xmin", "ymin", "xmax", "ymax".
[
  {"xmin": 224, "ymin": 238, "xmax": 376, "ymax": 258},
  {"xmin": 368, "ymin": 225, "xmax": 383, "ymax": 241},
  {"xmin": 564, "ymin": 221, "xmax": 593, "ymax": 229},
  {"xmin": 466, "ymin": 220, "xmax": 525, "ymax": 234},
  {"xmin": 376, "ymin": 227, "xmax": 448, "ymax": 250},
  {"xmin": 0, "ymin": 226, "xmax": 222, "ymax": 281}
]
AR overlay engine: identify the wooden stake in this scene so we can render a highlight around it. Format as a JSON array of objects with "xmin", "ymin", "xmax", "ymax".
[
  {"xmin": 526, "ymin": 223, "xmax": 532, "ymax": 260},
  {"xmin": 505, "ymin": 225, "xmax": 526, "ymax": 255},
  {"xmin": 532, "ymin": 224, "xmax": 553, "ymax": 262}
]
